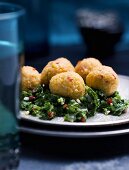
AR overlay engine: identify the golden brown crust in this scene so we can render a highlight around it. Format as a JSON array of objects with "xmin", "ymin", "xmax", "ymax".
[
  {"xmin": 21, "ymin": 66, "xmax": 41, "ymax": 90},
  {"xmin": 41, "ymin": 57, "xmax": 75, "ymax": 85},
  {"xmin": 86, "ymin": 66, "xmax": 119, "ymax": 96},
  {"xmin": 49, "ymin": 71, "xmax": 85, "ymax": 99},
  {"xmin": 75, "ymin": 58, "xmax": 102, "ymax": 80}
]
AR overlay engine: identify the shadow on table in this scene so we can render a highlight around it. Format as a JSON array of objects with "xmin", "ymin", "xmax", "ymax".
[{"xmin": 20, "ymin": 133, "xmax": 129, "ymax": 162}]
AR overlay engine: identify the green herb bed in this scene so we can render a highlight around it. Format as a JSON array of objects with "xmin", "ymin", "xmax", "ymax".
[{"xmin": 20, "ymin": 85, "xmax": 129, "ymax": 122}]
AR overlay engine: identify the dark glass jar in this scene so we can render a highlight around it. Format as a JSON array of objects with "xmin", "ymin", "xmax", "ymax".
[{"xmin": 77, "ymin": 9, "xmax": 123, "ymax": 57}]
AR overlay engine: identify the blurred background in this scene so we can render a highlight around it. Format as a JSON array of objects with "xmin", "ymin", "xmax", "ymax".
[{"xmin": 1, "ymin": 0, "xmax": 129, "ymax": 74}]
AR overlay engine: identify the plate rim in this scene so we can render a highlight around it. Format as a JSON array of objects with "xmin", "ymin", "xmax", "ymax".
[
  {"xmin": 19, "ymin": 125, "xmax": 129, "ymax": 138},
  {"xmin": 21, "ymin": 112, "xmax": 129, "ymax": 127}
]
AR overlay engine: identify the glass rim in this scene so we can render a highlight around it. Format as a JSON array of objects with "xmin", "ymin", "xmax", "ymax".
[{"xmin": 0, "ymin": 2, "xmax": 25, "ymax": 20}]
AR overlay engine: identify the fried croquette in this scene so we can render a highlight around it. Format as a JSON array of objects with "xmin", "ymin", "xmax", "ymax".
[
  {"xmin": 75, "ymin": 57, "xmax": 102, "ymax": 80},
  {"xmin": 49, "ymin": 71, "xmax": 86, "ymax": 99},
  {"xmin": 86, "ymin": 66, "xmax": 119, "ymax": 96},
  {"xmin": 21, "ymin": 66, "xmax": 41, "ymax": 90},
  {"xmin": 41, "ymin": 57, "xmax": 75, "ymax": 85}
]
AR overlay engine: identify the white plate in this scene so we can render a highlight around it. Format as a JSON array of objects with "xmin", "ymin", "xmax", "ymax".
[{"xmin": 20, "ymin": 75, "xmax": 129, "ymax": 127}]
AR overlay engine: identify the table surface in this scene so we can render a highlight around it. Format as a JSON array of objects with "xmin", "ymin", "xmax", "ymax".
[
  {"xmin": 19, "ymin": 45, "xmax": 129, "ymax": 170},
  {"xmin": 19, "ymin": 133, "xmax": 129, "ymax": 170}
]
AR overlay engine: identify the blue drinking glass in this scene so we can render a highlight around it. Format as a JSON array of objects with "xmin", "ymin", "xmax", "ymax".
[{"xmin": 0, "ymin": 3, "xmax": 25, "ymax": 169}]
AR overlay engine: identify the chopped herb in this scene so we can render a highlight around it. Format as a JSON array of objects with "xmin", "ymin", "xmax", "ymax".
[{"xmin": 20, "ymin": 85, "xmax": 129, "ymax": 122}]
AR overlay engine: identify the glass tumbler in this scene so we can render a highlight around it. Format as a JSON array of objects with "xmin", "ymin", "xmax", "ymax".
[{"xmin": 0, "ymin": 3, "xmax": 25, "ymax": 169}]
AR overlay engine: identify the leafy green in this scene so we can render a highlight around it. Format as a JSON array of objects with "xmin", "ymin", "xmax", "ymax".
[
  {"xmin": 96, "ymin": 91, "xmax": 129, "ymax": 116},
  {"xmin": 80, "ymin": 86, "xmax": 100, "ymax": 117},
  {"xmin": 20, "ymin": 85, "xmax": 129, "ymax": 122}
]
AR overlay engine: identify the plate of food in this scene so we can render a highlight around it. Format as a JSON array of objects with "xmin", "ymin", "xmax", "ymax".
[{"xmin": 20, "ymin": 57, "xmax": 129, "ymax": 127}]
